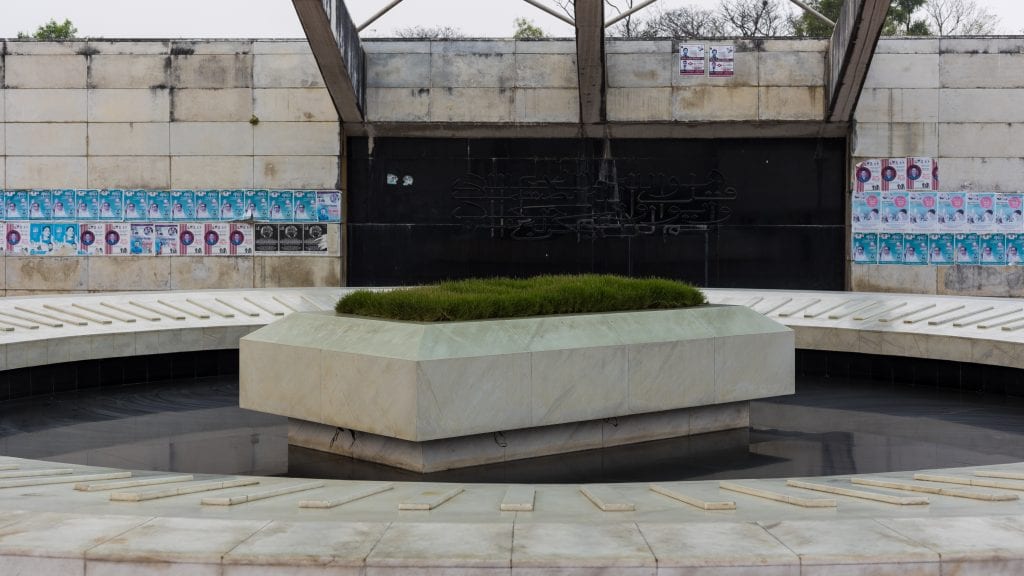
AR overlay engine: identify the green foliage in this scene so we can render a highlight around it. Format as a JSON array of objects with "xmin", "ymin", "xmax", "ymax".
[
  {"xmin": 791, "ymin": 0, "xmax": 933, "ymax": 37},
  {"xmin": 513, "ymin": 17, "xmax": 545, "ymax": 39},
  {"xmin": 791, "ymin": 0, "xmax": 842, "ymax": 37},
  {"xmin": 19, "ymin": 18, "xmax": 78, "ymax": 40},
  {"xmin": 335, "ymin": 275, "xmax": 707, "ymax": 322}
]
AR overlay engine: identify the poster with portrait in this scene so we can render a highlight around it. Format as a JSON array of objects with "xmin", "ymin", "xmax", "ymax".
[
  {"xmin": 292, "ymin": 191, "xmax": 317, "ymax": 221},
  {"xmin": 678, "ymin": 43, "xmax": 706, "ymax": 76},
  {"xmin": 268, "ymin": 191, "xmax": 293, "ymax": 221},
  {"xmin": 852, "ymin": 233, "xmax": 877, "ymax": 264},
  {"xmin": 228, "ymin": 223, "xmax": 254, "ymax": 256},
  {"xmin": 979, "ymin": 233, "xmax": 1006, "ymax": 265},
  {"xmin": 881, "ymin": 158, "xmax": 907, "ymax": 192},
  {"xmin": 30, "ymin": 223, "xmax": 78, "ymax": 256},
  {"xmin": 877, "ymin": 233, "xmax": 903, "ymax": 264},
  {"xmin": 938, "ymin": 192, "xmax": 967, "ymax": 232},
  {"xmin": 303, "ymin": 223, "xmax": 328, "ymax": 253},
  {"xmin": 28, "ymin": 190, "xmax": 52, "ymax": 220},
  {"xmin": 854, "ymin": 159, "xmax": 882, "ymax": 192},
  {"xmin": 851, "ymin": 191, "xmax": 881, "ymax": 231},
  {"xmin": 254, "ymin": 223, "xmax": 278, "ymax": 253},
  {"xmin": 902, "ymin": 234, "xmax": 929, "ymax": 265},
  {"xmin": 203, "ymin": 223, "xmax": 231, "ymax": 256},
  {"xmin": 881, "ymin": 191, "xmax": 910, "ymax": 230},
  {"xmin": 954, "ymin": 233, "xmax": 980, "ymax": 264},
  {"xmin": 278, "ymin": 223, "xmax": 303, "ymax": 253},
  {"xmin": 123, "ymin": 190, "xmax": 148, "ymax": 221},
  {"xmin": 155, "ymin": 223, "xmax": 180, "ymax": 256},
  {"xmin": 6, "ymin": 222, "xmax": 31, "ymax": 255},
  {"xmin": 102, "ymin": 223, "xmax": 132, "ymax": 255},
  {"xmin": 145, "ymin": 191, "xmax": 171, "ymax": 221},
  {"xmin": 78, "ymin": 223, "xmax": 105, "ymax": 256},
  {"xmin": 995, "ymin": 193, "xmax": 1024, "ymax": 232},
  {"xmin": 219, "ymin": 190, "xmax": 245, "ymax": 221},
  {"xmin": 130, "ymin": 223, "xmax": 156, "ymax": 255},
  {"xmin": 170, "ymin": 190, "xmax": 195, "ymax": 221},
  {"xmin": 243, "ymin": 189, "xmax": 269, "ymax": 220},
  {"xmin": 906, "ymin": 157, "xmax": 934, "ymax": 191},
  {"xmin": 75, "ymin": 190, "xmax": 99, "ymax": 219},
  {"xmin": 317, "ymin": 191, "xmax": 342, "ymax": 222},
  {"xmin": 5, "ymin": 191, "xmax": 30, "ymax": 221},
  {"xmin": 929, "ymin": 233, "xmax": 954, "ymax": 265},
  {"xmin": 193, "ymin": 190, "xmax": 220, "ymax": 221},
  {"xmin": 966, "ymin": 193, "xmax": 996, "ymax": 232},
  {"xmin": 1006, "ymin": 234, "xmax": 1024, "ymax": 265},
  {"xmin": 50, "ymin": 190, "xmax": 75, "ymax": 219},
  {"xmin": 98, "ymin": 190, "xmax": 124, "ymax": 221},
  {"xmin": 52, "ymin": 223, "xmax": 80, "ymax": 256},
  {"xmin": 708, "ymin": 44, "xmax": 734, "ymax": 77},
  {"xmin": 179, "ymin": 223, "xmax": 206, "ymax": 256},
  {"xmin": 908, "ymin": 192, "xmax": 938, "ymax": 231}
]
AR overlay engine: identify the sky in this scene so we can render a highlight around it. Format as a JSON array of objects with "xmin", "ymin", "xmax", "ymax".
[{"xmin": 2, "ymin": 0, "xmax": 1023, "ymax": 39}]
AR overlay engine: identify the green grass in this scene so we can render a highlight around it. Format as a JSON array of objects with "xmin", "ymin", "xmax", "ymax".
[{"xmin": 335, "ymin": 275, "xmax": 706, "ymax": 322}]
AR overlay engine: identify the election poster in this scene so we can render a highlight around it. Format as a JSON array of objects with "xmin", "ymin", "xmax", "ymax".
[
  {"xmin": 229, "ymin": 223, "xmax": 254, "ymax": 256},
  {"xmin": 243, "ymin": 189, "xmax": 269, "ymax": 220},
  {"xmin": 130, "ymin": 223, "xmax": 156, "ymax": 255},
  {"xmin": 1006, "ymin": 234, "xmax": 1024, "ymax": 265},
  {"xmin": 980, "ymin": 233, "xmax": 1006, "ymax": 265},
  {"xmin": 908, "ymin": 192, "xmax": 938, "ymax": 232},
  {"xmin": 679, "ymin": 43, "xmax": 706, "ymax": 76},
  {"xmin": 278, "ymin": 223, "xmax": 303, "ymax": 253},
  {"xmin": 881, "ymin": 158, "xmax": 907, "ymax": 192},
  {"xmin": 155, "ymin": 223, "xmax": 180, "ymax": 256},
  {"xmin": 877, "ymin": 233, "xmax": 903, "ymax": 263},
  {"xmin": 6, "ymin": 222, "xmax": 31, "ymax": 255},
  {"xmin": 852, "ymin": 233, "xmax": 877, "ymax": 264},
  {"xmin": 954, "ymin": 233, "xmax": 980, "ymax": 264},
  {"xmin": 303, "ymin": 223, "xmax": 328, "ymax": 253},
  {"xmin": 76, "ymin": 190, "xmax": 99, "ymax": 220},
  {"xmin": 146, "ymin": 191, "xmax": 172, "ymax": 221},
  {"xmin": 854, "ymin": 160, "xmax": 882, "ymax": 192},
  {"xmin": 179, "ymin": 223, "xmax": 206, "ymax": 256},
  {"xmin": 996, "ymin": 193, "xmax": 1024, "ymax": 232},
  {"xmin": 102, "ymin": 223, "xmax": 132, "ymax": 255},
  {"xmin": 317, "ymin": 191, "xmax": 342, "ymax": 222},
  {"xmin": 30, "ymin": 223, "xmax": 78, "ymax": 256},
  {"xmin": 28, "ymin": 190, "xmax": 52, "ymax": 220},
  {"xmin": 254, "ymin": 224, "xmax": 278, "ymax": 253},
  {"xmin": 292, "ymin": 191, "xmax": 317, "ymax": 221},
  {"xmin": 880, "ymin": 192, "xmax": 909, "ymax": 230},
  {"xmin": 906, "ymin": 157, "xmax": 934, "ymax": 191},
  {"xmin": 966, "ymin": 193, "xmax": 996, "ymax": 232},
  {"xmin": 938, "ymin": 192, "xmax": 967, "ymax": 232},
  {"xmin": 929, "ymin": 233, "xmax": 954, "ymax": 265},
  {"xmin": 708, "ymin": 44, "xmax": 734, "ymax": 77},
  {"xmin": 98, "ymin": 190, "xmax": 124, "ymax": 221},
  {"xmin": 193, "ymin": 190, "xmax": 220, "ymax": 221},
  {"xmin": 204, "ymin": 223, "xmax": 231, "ymax": 256},
  {"xmin": 5, "ymin": 191, "xmax": 30, "ymax": 220},
  {"xmin": 123, "ymin": 190, "xmax": 148, "ymax": 221},
  {"xmin": 50, "ymin": 190, "xmax": 75, "ymax": 219},
  {"xmin": 220, "ymin": 190, "xmax": 245, "ymax": 220},
  {"xmin": 170, "ymin": 190, "xmax": 195, "ymax": 221},
  {"xmin": 902, "ymin": 234, "xmax": 929, "ymax": 265},
  {"xmin": 268, "ymin": 191, "xmax": 293, "ymax": 221},
  {"xmin": 851, "ymin": 191, "xmax": 881, "ymax": 231},
  {"xmin": 78, "ymin": 223, "xmax": 106, "ymax": 256}
]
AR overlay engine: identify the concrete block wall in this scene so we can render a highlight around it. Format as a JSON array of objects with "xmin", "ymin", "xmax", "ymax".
[
  {"xmin": 0, "ymin": 39, "xmax": 342, "ymax": 294},
  {"xmin": 851, "ymin": 37, "xmax": 1024, "ymax": 296},
  {"xmin": 364, "ymin": 39, "xmax": 828, "ymax": 124}
]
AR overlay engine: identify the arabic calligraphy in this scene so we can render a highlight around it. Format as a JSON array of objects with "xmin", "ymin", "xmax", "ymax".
[{"xmin": 451, "ymin": 169, "xmax": 738, "ymax": 240}]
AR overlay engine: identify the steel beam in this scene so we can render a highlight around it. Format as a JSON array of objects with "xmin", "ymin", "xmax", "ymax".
[
  {"xmin": 827, "ymin": 0, "xmax": 889, "ymax": 122},
  {"xmin": 292, "ymin": 0, "xmax": 364, "ymax": 123},
  {"xmin": 575, "ymin": 0, "xmax": 606, "ymax": 126}
]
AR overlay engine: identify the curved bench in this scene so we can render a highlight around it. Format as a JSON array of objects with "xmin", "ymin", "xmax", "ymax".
[{"xmin": 0, "ymin": 287, "xmax": 1021, "ymax": 574}]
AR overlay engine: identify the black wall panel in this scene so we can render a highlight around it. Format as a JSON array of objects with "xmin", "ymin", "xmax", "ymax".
[{"xmin": 346, "ymin": 137, "xmax": 846, "ymax": 289}]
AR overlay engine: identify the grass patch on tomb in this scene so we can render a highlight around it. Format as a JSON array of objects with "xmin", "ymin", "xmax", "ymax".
[{"xmin": 335, "ymin": 275, "xmax": 706, "ymax": 322}]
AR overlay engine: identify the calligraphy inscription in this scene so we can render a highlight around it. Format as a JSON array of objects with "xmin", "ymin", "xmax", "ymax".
[{"xmin": 452, "ymin": 169, "xmax": 737, "ymax": 241}]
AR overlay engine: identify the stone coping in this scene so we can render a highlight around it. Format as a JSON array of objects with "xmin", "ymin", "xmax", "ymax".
[{"xmin": 1, "ymin": 287, "xmax": 1023, "ymax": 571}]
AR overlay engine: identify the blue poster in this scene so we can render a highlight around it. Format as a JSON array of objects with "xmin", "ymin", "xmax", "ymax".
[
  {"xmin": 979, "ymin": 234, "xmax": 1006, "ymax": 265},
  {"xmin": 907, "ymin": 192, "xmax": 938, "ymax": 232},
  {"xmin": 131, "ymin": 223, "xmax": 155, "ymax": 254},
  {"xmin": 1006, "ymin": 234, "xmax": 1024, "ymax": 265},
  {"xmin": 30, "ymin": 223, "xmax": 78, "ymax": 255},
  {"xmin": 146, "ymin": 191, "xmax": 172, "ymax": 221},
  {"xmin": 317, "ymin": 191, "xmax": 342, "ymax": 222},
  {"xmin": 929, "ymin": 233, "xmax": 954, "ymax": 265},
  {"xmin": 98, "ymin": 190, "xmax": 124, "ymax": 221},
  {"xmin": 852, "ymin": 233, "xmax": 877, "ymax": 264},
  {"xmin": 123, "ymin": 190, "xmax": 148, "ymax": 221},
  {"xmin": 219, "ymin": 190, "xmax": 245, "ymax": 220},
  {"xmin": 28, "ymin": 190, "xmax": 52, "ymax": 220},
  {"xmin": 966, "ymin": 193, "xmax": 996, "ymax": 232},
  {"xmin": 938, "ymin": 192, "xmax": 967, "ymax": 232},
  {"xmin": 292, "ymin": 191, "xmax": 317, "ymax": 221},
  {"xmin": 902, "ymin": 234, "xmax": 929, "ymax": 265},
  {"xmin": 50, "ymin": 190, "xmax": 75, "ymax": 219},
  {"xmin": 877, "ymin": 233, "xmax": 903, "ymax": 264},
  {"xmin": 76, "ymin": 190, "xmax": 99, "ymax": 220},
  {"xmin": 193, "ymin": 190, "xmax": 220, "ymax": 221},
  {"xmin": 170, "ymin": 190, "xmax": 195, "ymax": 221},
  {"xmin": 995, "ymin": 193, "xmax": 1024, "ymax": 233},
  {"xmin": 955, "ymin": 233, "xmax": 980, "ymax": 264},
  {"xmin": 244, "ymin": 189, "xmax": 270, "ymax": 220},
  {"xmin": 5, "ymin": 191, "xmax": 30, "ymax": 221},
  {"xmin": 268, "ymin": 191, "xmax": 293, "ymax": 221}
]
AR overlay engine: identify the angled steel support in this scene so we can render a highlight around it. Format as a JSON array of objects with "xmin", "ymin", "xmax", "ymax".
[
  {"xmin": 827, "ymin": 0, "xmax": 889, "ymax": 122},
  {"xmin": 292, "ymin": 0, "xmax": 365, "ymax": 123},
  {"xmin": 575, "ymin": 0, "xmax": 606, "ymax": 126}
]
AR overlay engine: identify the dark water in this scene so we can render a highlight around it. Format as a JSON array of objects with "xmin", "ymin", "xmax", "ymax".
[{"xmin": 1, "ymin": 375, "xmax": 1022, "ymax": 483}]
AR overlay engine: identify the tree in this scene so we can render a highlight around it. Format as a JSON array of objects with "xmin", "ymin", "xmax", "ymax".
[
  {"xmin": 632, "ymin": 6, "xmax": 728, "ymax": 38},
  {"xmin": 923, "ymin": 0, "xmax": 998, "ymax": 35},
  {"xmin": 791, "ymin": 0, "xmax": 842, "ymax": 37},
  {"xmin": 718, "ymin": 0, "xmax": 792, "ymax": 36},
  {"xmin": 885, "ymin": 0, "xmax": 931, "ymax": 35},
  {"xmin": 17, "ymin": 18, "xmax": 78, "ymax": 40},
  {"xmin": 392, "ymin": 25, "xmax": 465, "ymax": 39},
  {"xmin": 791, "ymin": 0, "xmax": 940, "ymax": 37},
  {"xmin": 513, "ymin": 17, "xmax": 545, "ymax": 39}
]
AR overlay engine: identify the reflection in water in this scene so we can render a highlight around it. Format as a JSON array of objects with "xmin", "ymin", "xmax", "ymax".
[{"xmin": 0, "ymin": 375, "xmax": 1022, "ymax": 482}]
